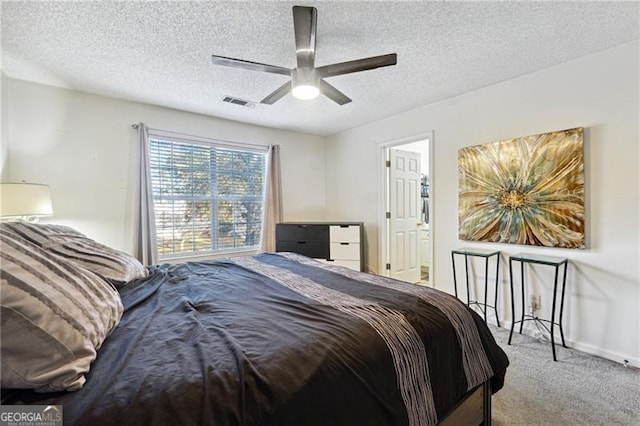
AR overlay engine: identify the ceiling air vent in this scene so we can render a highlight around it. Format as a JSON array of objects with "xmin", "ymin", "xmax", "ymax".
[{"xmin": 222, "ymin": 96, "xmax": 255, "ymax": 108}]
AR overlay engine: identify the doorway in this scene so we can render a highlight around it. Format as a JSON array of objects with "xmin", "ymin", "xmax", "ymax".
[{"xmin": 379, "ymin": 132, "xmax": 433, "ymax": 285}]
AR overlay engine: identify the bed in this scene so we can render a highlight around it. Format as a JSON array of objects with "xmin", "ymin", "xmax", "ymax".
[{"xmin": 1, "ymin": 223, "xmax": 508, "ymax": 425}]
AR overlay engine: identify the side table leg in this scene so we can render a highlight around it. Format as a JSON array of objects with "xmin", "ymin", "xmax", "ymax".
[
  {"xmin": 464, "ymin": 253, "xmax": 471, "ymax": 305},
  {"xmin": 494, "ymin": 254, "xmax": 501, "ymax": 327},
  {"xmin": 508, "ymin": 258, "xmax": 515, "ymax": 345},
  {"xmin": 483, "ymin": 256, "xmax": 489, "ymax": 323},
  {"xmin": 452, "ymin": 252, "xmax": 458, "ymax": 299},
  {"xmin": 550, "ymin": 265, "xmax": 560, "ymax": 362},
  {"xmin": 519, "ymin": 261, "xmax": 525, "ymax": 335},
  {"xmin": 559, "ymin": 262, "xmax": 568, "ymax": 348}
]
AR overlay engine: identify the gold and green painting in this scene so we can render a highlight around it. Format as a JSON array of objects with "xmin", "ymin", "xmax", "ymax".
[{"xmin": 458, "ymin": 127, "xmax": 585, "ymax": 249}]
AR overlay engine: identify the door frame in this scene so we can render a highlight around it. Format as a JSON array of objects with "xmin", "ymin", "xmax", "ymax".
[{"xmin": 378, "ymin": 131, "xmax": 434, "ymax": 284}]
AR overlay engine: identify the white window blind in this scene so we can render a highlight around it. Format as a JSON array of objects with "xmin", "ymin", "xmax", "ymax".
[{"xmin": 148, "ymin": 136, "xmax": 267, "ymax": 258}]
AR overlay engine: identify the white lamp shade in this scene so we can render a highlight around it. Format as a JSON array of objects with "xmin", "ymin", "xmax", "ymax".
[{"xmin": 0, "ymin": 183, "xmax": 53, "ymax": 217}]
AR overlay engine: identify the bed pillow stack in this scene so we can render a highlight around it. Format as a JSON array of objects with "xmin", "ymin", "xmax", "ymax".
[
  {"xmin": 2, "ymin": 222, "xmax": 148, "ymax": 286},
  {"xmin": 0, "ymin": 223, "xmax": 146, "ymax": 392}
]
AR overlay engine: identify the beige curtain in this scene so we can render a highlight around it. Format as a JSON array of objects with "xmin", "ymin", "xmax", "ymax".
[
  {"xmin": 260, "ymin": 145, "xmax": 282, "ymax": 252},
  {"xmin": 133, "ymin": 123, "xmax": 158, "ymax": 265}
]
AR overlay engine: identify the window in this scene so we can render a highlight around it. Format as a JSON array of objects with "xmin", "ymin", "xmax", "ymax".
[{"xmin": 148, "ymin": 137, "xmax": 267, "ymax": 258}]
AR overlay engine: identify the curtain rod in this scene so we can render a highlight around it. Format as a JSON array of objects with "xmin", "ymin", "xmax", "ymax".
[{"xmin": 130, "ymin": 123, "xmax": 270, "ymax": 151}]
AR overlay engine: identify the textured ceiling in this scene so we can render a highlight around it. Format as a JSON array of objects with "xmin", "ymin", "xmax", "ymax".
[{"xmin": 2, "ymin": 1, "xmax": 638, "ymax": 136}]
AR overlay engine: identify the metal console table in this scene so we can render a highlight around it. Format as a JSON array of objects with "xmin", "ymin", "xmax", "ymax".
[
  {"xmin": 451, "ymin": 248, "xmax": 501, "ymax": 326},
  {"xmin": 508, "ymin": 253, "xmax": 569, "ymax": 361}
]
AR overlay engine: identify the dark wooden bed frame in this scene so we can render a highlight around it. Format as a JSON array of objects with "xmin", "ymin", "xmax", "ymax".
[{"xmin": 439, "ymin": 381, "xmax": 491, "ymax": 426}]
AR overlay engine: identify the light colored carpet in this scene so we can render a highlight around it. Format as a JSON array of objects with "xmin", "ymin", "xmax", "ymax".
[{"xmin": 490, "ymin": 326, "xmax": 640, "ymax": 426}]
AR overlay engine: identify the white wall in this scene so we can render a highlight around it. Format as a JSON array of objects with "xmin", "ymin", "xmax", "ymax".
[
  {"xmin": 1, "ymin": 72, "xmax": 8, "ymax": 180},
  {"xmin": 325, "ymin": 41, "xmax": 640, "ymax": 365},
  {"xmin": 5, "ymin": 79, "xmax": 326, "ymax": 254}
]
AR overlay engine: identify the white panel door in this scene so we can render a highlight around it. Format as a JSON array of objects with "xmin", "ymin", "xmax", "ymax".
[{"xmin": 389, "ymin": 149, "xmax": 421, "ymax": 283}]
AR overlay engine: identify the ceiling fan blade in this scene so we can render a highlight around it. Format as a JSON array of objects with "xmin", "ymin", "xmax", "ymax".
[
  {"xmin": 319, "ymin": 80, "xmax": 352, "ymax": 105},
  {"xmin": 260, "ymin": 81, "xmax": 292, "ymax": 105},
  {"xmin": 211, "ymin": 55, "xmax": 291, "ymax": 76},
  {"xmin": 316, "ymin": 53, "xmax": 397, "ymax": 78},
  {"xmin": 292, "ymin": 6, "xmax": 317, "ymax": 69}
]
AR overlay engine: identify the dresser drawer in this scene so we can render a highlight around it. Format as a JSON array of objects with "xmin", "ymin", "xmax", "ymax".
[
  {"xmin": 320, "ymin": 259, "xmax": 361, "ymax": 270},
  {"xmin": 276, "ymin": 224, "xmax": 329, "ymax": 242},
  {"xmin": 275, "ymin": 241, "xmax": 329, "ymax": 259},
  {"xmin": 329, "ymin": 225, "xmax": 360, "ymax": 243},
  {"xmin": 329, "ymin": 242, "xmax": 360, "ymax": 260}
]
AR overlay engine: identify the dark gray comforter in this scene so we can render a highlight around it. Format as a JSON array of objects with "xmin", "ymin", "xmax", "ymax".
[{"xmin": 3, "ymin": 253, "xmax": 508, "ymax": 425}]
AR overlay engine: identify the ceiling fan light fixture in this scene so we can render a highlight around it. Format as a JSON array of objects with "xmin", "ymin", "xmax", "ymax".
[
  {"xmin": 291, "ymin": 68, "xmax": 320, "ymax": 100},
  {"xmin": 292, "ymin": 83, "xmax": 320, "ymax": 100}
]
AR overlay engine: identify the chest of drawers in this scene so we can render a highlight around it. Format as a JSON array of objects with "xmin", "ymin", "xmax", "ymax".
[{"xmin": 275, "ymin": 222, "xmax": 364, "ymax": 272}]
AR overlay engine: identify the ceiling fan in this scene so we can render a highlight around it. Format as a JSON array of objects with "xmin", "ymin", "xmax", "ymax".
[{"xmin": 211, "ymin": 5, "xmax": 397, "ymax": 105}]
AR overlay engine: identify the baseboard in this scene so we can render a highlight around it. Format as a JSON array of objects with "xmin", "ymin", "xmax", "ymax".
[
  {"xmin": 495, "ymin": 321, "xmax": 640, "ymax": 368},
  {"xmin": 566, "ymin": 339, "xmax": 640, "ymax": 368}
]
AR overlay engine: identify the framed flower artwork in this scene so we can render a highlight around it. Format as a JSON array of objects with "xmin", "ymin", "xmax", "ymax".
[{"xmin": 457, "ymin": 127, "xmax": 585, "ymax": 249}]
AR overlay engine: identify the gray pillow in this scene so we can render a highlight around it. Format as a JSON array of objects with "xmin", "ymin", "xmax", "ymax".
[
  {"xmin": 1, "ymin": 222, "xmax": 148, "ymax": 286},
  {"xmin": 0, "ymin": 228, "xmax": 123, "ymax": 392}
]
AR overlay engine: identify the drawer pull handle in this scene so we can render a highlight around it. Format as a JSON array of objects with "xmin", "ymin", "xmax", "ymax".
[
  {"xmin": 340, "ymin": 242, "xmax": 349, "ymax": 245},
  {"xmin": 297, "ymin": 241, "xmax": 307, "ymax": 244}
]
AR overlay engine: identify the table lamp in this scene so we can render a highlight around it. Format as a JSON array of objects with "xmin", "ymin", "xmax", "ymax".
[{"xmin": 0, "ymin": 182, "xmax": 53, "ymax": 222}]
